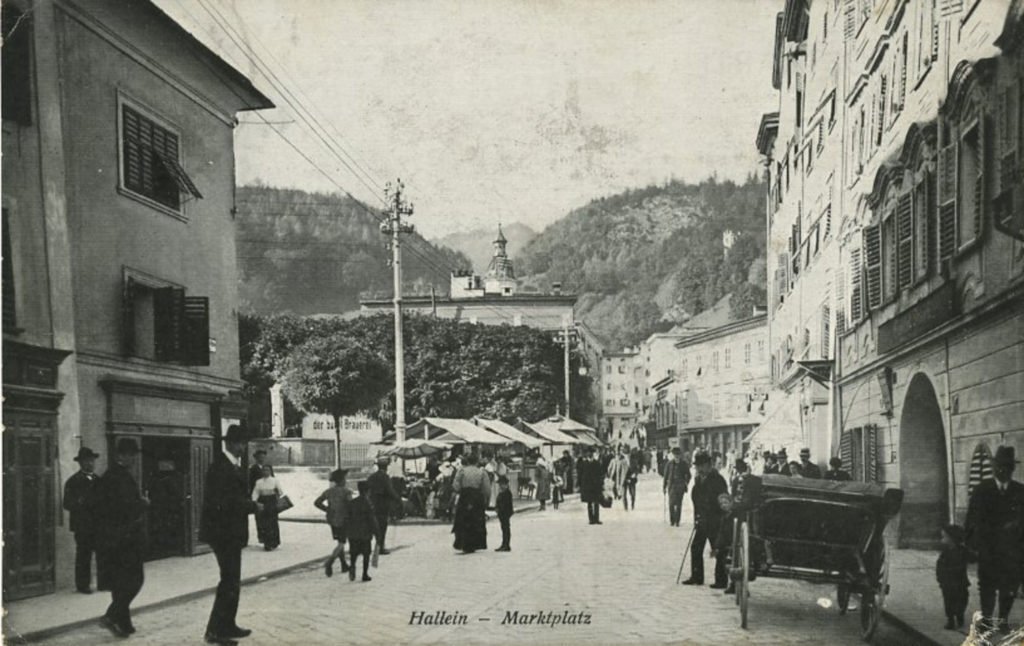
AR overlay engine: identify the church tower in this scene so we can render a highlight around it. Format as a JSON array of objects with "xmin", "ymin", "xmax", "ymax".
[{"xmin": 484, "ymin": 225, "xmax": 517, "ymax": 295}]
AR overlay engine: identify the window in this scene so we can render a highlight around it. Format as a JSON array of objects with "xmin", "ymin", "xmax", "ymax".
[
  {"xmin": 850, "ymin": 246, "xmax": 865, "ymax": 321},
  {"xmin": 605, "ymin": 399, "xmax": 614, "ymax": 407},
  {"xmin": 681, "ymin": 359, "xmax": 688, "ymax": 377},
  {"xmin": 913, "ymin": 172, "xmax": 935, "ymax": 281},
  {"xmin": 119, "ymin": 102, "xmax": 202, "ymax": 213},
  {"xmin": 757, "ymin": 340, "xmax": 765, "ymax": 362},
  {"xmin": 896, "ymin": 192, "xmax": 914, "ymax": 290},
  {"xmin": 606, "ymin": 383, "xmax": 611, "ymax": 391},
  {"xmin": 605, "ymin": 365, "xmax": 612, "ymax": 374},
  {"xmin": 620, "ymin": 398, "xmax": 630, "ymax": 407},
  {"xmin": 712, "ymin": 351, "xmax": 719, "ymax": 372},
  {"xmin": 2, "ymin": 6, "xmax": 32, "ymax": 125},
  {"xmin": 2, "ymin": 209, "xmax": 16, "ymax": 332},
  {"xmin": 122, "ymin": 275, "xmax": 210, "ymax": 365},
  {"xmin": 957, "ymin": 122, "xmax": 983, "ymax": 250},
  {"xmin": 864, "ymin": 224, "xmax": 883, "ymax": 311},
  {"xmin": 744, "ymin": 343, "xmax": 751, "ymax": 365},
  {"xmin": 618, "ymin": 365, "xmax": 626, "ymax": 374},
  {"xmin": 724, "ymin": 348, "xmax": 731, "ymax": 369}
]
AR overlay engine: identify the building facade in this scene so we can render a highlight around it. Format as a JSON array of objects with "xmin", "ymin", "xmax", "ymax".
[
  {"xmin": 2, "ymin": 0, "xmax": 271, "ymax": 599},
  {"xmin": 758, "ymin": 0, "xmax": 1024, "ymax": 549},
  {"xmin": 601, "ymin": 349, "xmax": 644, "ymax": 442},
  {"xmin": 672, "ymin": 315, "xmax": 771, "ymax": 456}
]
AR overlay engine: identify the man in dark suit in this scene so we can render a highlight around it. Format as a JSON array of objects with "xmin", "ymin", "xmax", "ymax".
[
  {"xmin": 366, "ymin": 456, "xmax": 400, "ymax": 554},
  {"xmin": 577, "ymin": 446, "xmax": 604, "ymax": 525},
  {"xmin": 663, "ymin": 448, "xmax": 690, "ymax": 527},
  {"xmin": 798, "ymin": 448, "xmax": 822, "ymax": 479},
  {"xmin": 966, "ymin": 446, "xmax": 1024, "ymax": 634},
  {"xmin": 682, "ymin": 452, "xmax": 728, "ymax": 588},
  {"xmin": 94, "ymin": 438, "xmax": 148, "ymax": 637},
  {"xmin": 201, "ymin": 425, "xmax": 260, "ymax": 645},
  {"xmin": 824, "ymin": 456, "xmax": 852, "ymax": 481},
  {"xmin": 63, "ymin": 446, "xmax": 102, "ymax": 593}
]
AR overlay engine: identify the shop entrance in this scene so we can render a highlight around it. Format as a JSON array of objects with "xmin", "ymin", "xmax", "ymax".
[
  {"xmin": 141, "ymin": 437, "xmax": 190, "ymax": 560},
  {"xmin": 898, "ymin": 373, "xmax": 948, "ymax": 549}
]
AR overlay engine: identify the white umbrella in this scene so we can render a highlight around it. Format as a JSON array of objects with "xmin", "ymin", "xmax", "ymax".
[{"xmin": 381, "ymin": 438, "xmax": 451, "ymax": 459}]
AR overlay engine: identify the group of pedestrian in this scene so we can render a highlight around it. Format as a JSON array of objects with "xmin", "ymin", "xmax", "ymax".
[{"xmin": 314, "ymin": 468, "xmax": 380, "ymax": 582}]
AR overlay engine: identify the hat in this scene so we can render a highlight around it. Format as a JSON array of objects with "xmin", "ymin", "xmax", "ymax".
[
  {"xmin": 329, "ymin": 468, "xmax": 348, "ymax": 483},
  {"xmin": 778, "ymin": 448, "xmax": 788, "ymax": 456},
  {"xmin": 762, "ymin": 451, "xmax": 772, "ymax": 458},
  {"xmin": 734, "ymin": 458, "xmax": 748, "ymax": 470},
  {"xmin": 115, "ymin": 438, "xmax": 139, "ymax": 455},
  {"xmin": 253, "ymin": 449, "xmax": 267, "ymax": 457},
  {"xmin": 799, "ymin": 447, "xmax": 811, "ymax": 458},
  {"xmin": 994, "ymin": 446, "xmax": 1018, "ymax": 467},
  {"xmin": 694, "ymin": 452, "xmax": 711, "ymax": 466},
  {"xmin": 942, "ymin": 523, "xmax": 966, "ymax": 544},
  {"xmin": 74, "ymin": 447, "xmax": 100, "ymax": 462},
  {"xmin": 671, "ymin": 447, "xmax": 681, "ymax": 454},
  {"xmin": 376, "ymin": 455, "xmax": 391, "ymax": 466},
  {"xmin": 223, "ymin": 425, "xmax": 247, "ymax": 444},
  {"xmin": 829, "ymin": 456, "xmax": 843, "ymax": 468}
]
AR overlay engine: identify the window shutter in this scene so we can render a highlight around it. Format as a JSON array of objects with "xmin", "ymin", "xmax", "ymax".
[
  {"xmin": 821, "ymin": 305, "xmax": 831, "ymax": 359},
  {"xmin": 153, "ymin": 287, "xmax": 185, "ymax": 362},
  {"xmin": 850, "ymin": 247, "xmax": 864, "ymax": 322},
  {"xmin": 836, "ymin": 264, "xmax": 847, "ymax": 336},
  {"xmin": 864, "ymin": 225, "xmax": 883, "ymax": 310},
  {"xmin": 897, "ymin": 192, "xmax": 914, "ymax": 289},
  {"xmin": 938, "ymin": 0, "xmax": 963, "ymax": 17},
  {"xmin": 938, "ymin": 141, "xmax": 957, "ymax": 262},
  {"xmin": 999, "ymin": 84, "xmax": 1018, "ymax": 194},
  {"xmin": 839, "ymin": 429, "xmax": 854, "ymax": 478},
  {"xmin": 824, "ymin": 202, "xmax": 833, "ymax": 237},
  {"xmin": 876, "ymin": 76, "xmax": 888, "ymax": 145},
  {"xmin": 931, "ymin": 12, "xmax": 940, "ymax": 61},
  {"xmin": 916, "ymin": 171, "xmax": 936, "ymax": 279},
  {"xmin": 183, "ymin": 297, "xmax": 211, "ymax": 366},
  {"xmin": 844, "ymin": 0, "xmax": 857, "ymax": 40},
  {"xmin": 899, "ymin": 33, "xmax": 908, "ymax": 109},
  {"xmin": 866, "ymin": 424, "xmax": 878, "ymax": 482},
  {"xmin": 122, "ymin": 277, "xmax": 137, "ymax": 356}
]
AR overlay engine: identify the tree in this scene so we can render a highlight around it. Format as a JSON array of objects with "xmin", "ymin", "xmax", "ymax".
[{"xmin": 280, "ymin": 333, "xmax": 392, "ymax": 463}]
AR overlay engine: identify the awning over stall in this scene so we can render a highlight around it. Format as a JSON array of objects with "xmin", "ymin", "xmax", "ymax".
[
  {"xmin": 475, "ymin": 418, "xmax": 546, "ymax": 449},
  {"xmin": 406, "ymin": 417, "xmax": 509, "ymax": 445},
  {"xmin": 519, "ymin": 418, "xmax": 582, "ymax": 445}
]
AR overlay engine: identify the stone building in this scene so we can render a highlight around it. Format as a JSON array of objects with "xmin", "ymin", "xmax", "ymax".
[
  {"xmin": 757, "ymin": 0, "xmax": 1024, "ymax": 549},
  {"xmin": 2, "ymin": 0, "xmax": 271, "ymax": 598}
]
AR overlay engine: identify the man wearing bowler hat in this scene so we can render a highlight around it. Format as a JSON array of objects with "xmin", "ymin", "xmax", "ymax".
[
  {"xmin": 366, "ymin": 455, "xmax": 400, "ymax": 554},
  {"xmin": 94, "ymin": 438, "xmax": 148, "ymax": 637},
  {"xmin": 966, "ymin": 445, "xmax": 1024, "ymax": 634},
  {"xmin": 63, "ymin": 446, "xmax": 103, "ymax": 593},
  {"xmin": 200, "ymin": 425, "xmax": 260, "ymax": 645},
  {"xmin": 683, "ymin": 451, "xmax": 729, "ymax": 587}
]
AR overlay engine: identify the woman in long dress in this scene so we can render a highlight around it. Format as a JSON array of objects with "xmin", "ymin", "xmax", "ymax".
[
  {"xmin": 451, "ymin": 453, "xmax": 491, "ymax": 553},
  {"xmin": 535, "ymin": 454, "xmax": 551, "ymax": 511},
  {"xmin": 251, "ymin": 464, "xmax": 284, "ymax": 550}
]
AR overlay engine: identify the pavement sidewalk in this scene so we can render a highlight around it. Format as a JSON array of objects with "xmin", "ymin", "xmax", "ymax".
[{"xmin": 3, "ymin": 497, "xmax": 546, "ymax": 644}]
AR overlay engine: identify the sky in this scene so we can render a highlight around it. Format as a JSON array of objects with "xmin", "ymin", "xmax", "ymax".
[{"xmin": 159, "ymin": 0, "xmax": 781, "ymax": 238}]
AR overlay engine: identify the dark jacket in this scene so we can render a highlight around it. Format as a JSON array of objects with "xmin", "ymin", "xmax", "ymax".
[
  {"xmin": 200, "ymin": 452, "xmax": 257, "ymax": 549},
  {"xmin": 663, "ymin": 459, "xmax": 690, "ymax": 491},
  {"xmin": 692, "ymin": 469, "xmax": 728, "ymax": 527},
  {"xmin": 824, "ymin": 468, "xmax": 852, "ymax": 481},
  {"xmin": 366, "ymin": 469, "xmax": 399, "ymax": 514},
  {"xmin": 346, "ymin": 496, "xmax": 380, "ymax": 541},
  {"xmin": 496, "ymin": 489, "xmax": 514, "ymax": 520},
  {"xmin": 247, "ymin": 463, "xmax": 264, "ymax": 495},
  {"xmin": 936, "ymin": 544, "xmax": 970, "ymax": 590},
  {"xmin": 965, "ymin": 478, "xmax": 1024, "ymax": 588},
  {"xmin": 93, "ymin": 462, "xmax": 147, "ymax": 554},
  {"xmin": 63, "ymin": 470, "xmax": 99, "ymax": 534},
  {"xmin": 801, "ymin": 461, "xmax": 823, "ymax": 479},
  {"xmin": 577, "ymin": 457, "xmax": 604, "ymax": 503}
]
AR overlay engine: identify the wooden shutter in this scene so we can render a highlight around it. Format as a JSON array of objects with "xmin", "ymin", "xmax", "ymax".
[
  {"xmin": 850, "ymin": 247, "xmax": 864, "ymax": 322},
  {"xmin": 864, "ymin": 225, "xmax": 883, "ymax": 310},
  {"xmin": 122, "ymin": 106, "xmax": 147, "ymax": 196},
  {"xmin": 122, "ymin": 277, "xmax": 137, "ymax": 356},
  {"xmin": 976, "ymin": 117, "xmax": 987, "ymax": 240},
  {"xmin": 835, "ymin": 264, "xmax": 847, "ymax": 336},
  {"xmin": 824, "ymin": 202, "xmax": 832, "ymax": 237},
  {"xmin": 866, "ymin": 424, "xmax": 878, "ymax": 482},
  {"xmin": 182, "ymin": 297, "xmax": 210, "ymax": 366},
  {"xmin": 896, "ymin": 192, "xmax": 914, "ymax": 289},
  {"xmin": 839, "ymin": 429, "xmax": 854, "ymax": 478},
  {"xmin": 189, "ymin": 438, "xmax": 213, "ymax": 554},
  {"xmin": 820, "ymin": 305, "xmax": 831, "ymax": 359},
  {"xmin": 153, "ymin": 287, "xmax": 185, "ymax": 362},
  {"xmin": 876, "ymin": 76, "xmax": 888, "ymax": 145},
  {"xmin": 938, "ymin": 0, "xmax": 963, "ymax": 17},
  {"xmin": 844, "ymin": 0, "xmax": 857, "ymax": 40},
  {"xmin": 938, "ymin": 141, "xmax": 957, "ymax": 261},
  {"xmin": 931, "ymin": 10, "xmax": 940, "ymax": 61}
]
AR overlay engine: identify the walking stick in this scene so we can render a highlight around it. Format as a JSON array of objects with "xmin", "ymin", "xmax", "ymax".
[{"xmin": 675, "ymin": 524, "xmax": 698, "ymax": 584}]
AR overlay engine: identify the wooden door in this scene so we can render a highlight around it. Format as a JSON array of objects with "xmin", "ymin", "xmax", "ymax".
[
  {"xmin": 188, "ymin": 438, "xmax": 213, "ymax": 555},
  {"xmin": 3, "ymin": 413, "xmax": 57, "ymax": 600}
]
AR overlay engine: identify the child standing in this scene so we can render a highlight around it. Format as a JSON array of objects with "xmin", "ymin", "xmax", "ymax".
[
  {"xmin": 494, "ymin": 475, "xmax": 514, "ymax": 552},
  {"xmin": 314, "ymin": 469, "xmax": 351, "ymax": 577},
  {"xmin": 346, "ymin": 481, "xmax": 380, "ymax": 582},
  {"xmin": 936, "ymin": 523, "xmax": 969, "ymax": 630}
]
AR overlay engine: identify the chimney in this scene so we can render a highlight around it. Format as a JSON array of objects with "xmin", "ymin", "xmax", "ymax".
[
  {"xmin": 752, "ymin": 304, "xmax": 768, "ymax": 316},
  {"xmin": 551, "ymin": 282, "xmax": 562, "ymax": 295}
]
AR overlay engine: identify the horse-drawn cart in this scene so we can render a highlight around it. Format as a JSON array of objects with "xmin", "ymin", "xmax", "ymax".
[{"xmin": 726, "ymin": 475, "xmax": 904, "ymax": 641}]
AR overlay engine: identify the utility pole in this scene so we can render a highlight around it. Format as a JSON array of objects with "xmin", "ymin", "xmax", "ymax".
[
  {"xmin": 561, "ymin": 314, "xmax": 572, "ymax": 420},
  {"xmin": 380, "ymin": 179, "xmax": 414, "ymax": 443}
]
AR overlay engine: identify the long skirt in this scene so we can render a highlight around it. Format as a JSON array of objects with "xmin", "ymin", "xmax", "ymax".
[
  {"xmin": 452, "ymin": 488, "xmax": 487, "ymax": 552},
  {"xmin": 256, "ymin": 494, "xmax": 281, "ymax": 548}
]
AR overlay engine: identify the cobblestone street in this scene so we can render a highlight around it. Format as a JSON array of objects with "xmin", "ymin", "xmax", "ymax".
[{"xmin": 30, "ymin": 475, "xmax": 924, "ymax": 646}]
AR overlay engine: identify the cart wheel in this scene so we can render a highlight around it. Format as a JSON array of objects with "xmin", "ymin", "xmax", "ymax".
[
  {"xmin": 738, "ymin": 520, "xmax": 750, "ymax": 630},
  {"xmin": 837, "ymin": 584, "xmax": 851, "ymax": 614},
  {"xmin": 860, "ymin": 536, "xmax": 888, "ymax": 641}
]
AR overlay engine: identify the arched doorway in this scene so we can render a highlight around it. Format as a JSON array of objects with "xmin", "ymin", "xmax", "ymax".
[{"xmin": 898, "ymin": 373, "xmax": 948, "ymax": 549}]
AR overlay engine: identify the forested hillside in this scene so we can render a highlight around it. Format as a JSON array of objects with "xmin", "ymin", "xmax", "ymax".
[
  {"xmin": 236, "ymin": 185, "xmax": 470, "ymax": 314},
  {"xmin": 518, "ymin": 176, "xmax": 767, "ymax": 349}
]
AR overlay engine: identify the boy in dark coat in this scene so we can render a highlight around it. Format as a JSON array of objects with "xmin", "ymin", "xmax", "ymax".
[
  {"xmin": 347, "ymin": 481, "xmax": 380, "ymax": 582},
  {"xmin": 495, "ymin": 475, "xmax": 514, "ymax": 552},
  {"xmin": 936, "ymin": 523, "xmax": 970, "ymax": 630}
]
